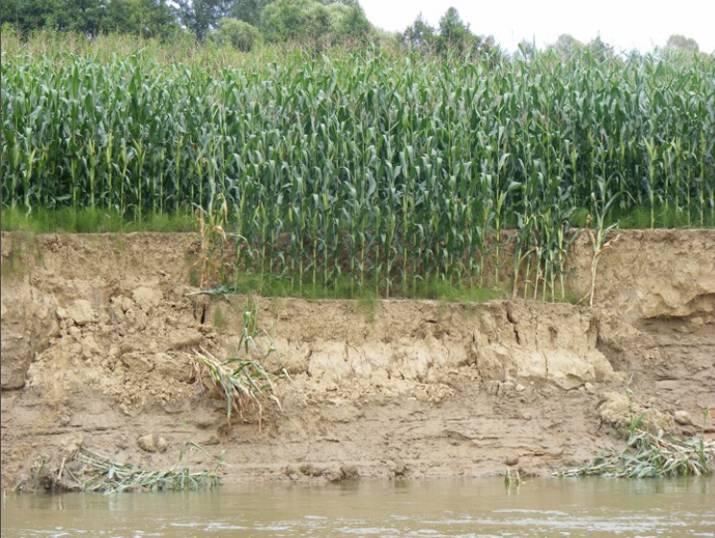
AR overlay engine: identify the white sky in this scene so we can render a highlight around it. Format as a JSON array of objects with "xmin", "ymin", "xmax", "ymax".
[{"xmin": 360, "ymin": 0, "xmax": 715, "ymax": 53}]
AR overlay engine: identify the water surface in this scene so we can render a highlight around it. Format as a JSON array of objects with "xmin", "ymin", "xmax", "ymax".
[{"xmin": 2, "ymin": 477, "xmax": 713, "ymax": 537}]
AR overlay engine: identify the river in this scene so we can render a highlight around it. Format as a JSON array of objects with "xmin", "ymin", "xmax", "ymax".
[{"xmin": 2, "ymin": 477, "xmax": 713, "ymax": 537}]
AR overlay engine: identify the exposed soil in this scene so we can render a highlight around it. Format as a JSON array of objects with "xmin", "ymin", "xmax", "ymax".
[{"xmin": 1, "ymin": 230, "xmax": 714, "ymax": 489}]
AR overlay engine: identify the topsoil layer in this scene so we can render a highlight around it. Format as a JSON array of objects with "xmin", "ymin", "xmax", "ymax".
[{"xmin": 1, "ymin": 229, "xmax": 714, "ymax": 488}]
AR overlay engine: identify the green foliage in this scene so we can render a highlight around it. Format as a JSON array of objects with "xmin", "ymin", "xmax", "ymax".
[
  {"xmin": 193, "ymin": 346, "xmax": 281, "ymax": 426},
  {"xmin": 1, "ymin": 208, "xmax": 196, "ymax": 233},
  {"xmin": 103, "ymin": 0, "xmax": 180, "ymax": 38},
  {"xmin": 586, "ymin": 36, "xmax": 615, "ymax": 62},
  {"xmin": 212, "ymin": 17, "xmax": 260, "ymax": 51},
  {"xmin": 36, "ymin": 447, "xmax": 222, "ymax": 493},
  {"xmin": 666, "ymin": 34, "xmax": 700, "ymax": 53},
  {"xmin": 260, "ymin": 0, "xmax": 369, "ymax": 46},
  {"xmin": 436, "ymin": 6, "xmax": 471, "ymax": 55},
  {"xmin": 225, "ymin": 273, "xmax": 503, "ymax": 303},
  {"xmin": 547, "ymin": 34, "xmax": 584, "ymax": 57},
  {"xmin": 176, "ymin": 0, "xmax": 232, "ymax": 41},
  {"xmin": 402, "ymin": 14, "xmax": 435, "ymax": 52},
  {"xmin": 0, "ymin": 0, "xmax": 179, "ymax": 38},
  {"xmin": 558, "ymin": 427, "xmax": 715, "ymax": 478},
  {"xmin": 230, "ymin": 0, "xmax": 271, "ymax": 26},
  {"xmin": 325, "ymin": 2, "xmax": 370, "ymax": 45},
  {"xmin": 0, "ymin": 0, "xmax": 60, "ymax": 35},
  {"xmin": 402, "ymin": 7, "xmax": 501, "ymax": 60},
  {"xmin": 0, "ymin": 0, "xmax": 371, "ymax": 46},
  {"xmin": 260, "ymin": 0, "xmax": 326, "ymax": 43},
  {"xmin": 2, "ymin": 37, "xmax": 715, "ymax": 301}
]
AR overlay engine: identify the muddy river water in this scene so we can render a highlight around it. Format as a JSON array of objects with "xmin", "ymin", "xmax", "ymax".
[{"xmin": 2, "ymin": 478, "xmax": 713, "ymax": 537}]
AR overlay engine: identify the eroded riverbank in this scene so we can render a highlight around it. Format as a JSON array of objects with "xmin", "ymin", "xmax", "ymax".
[{"xmin": 1, "ymin": 230, "xmax": 714, "ymax": 488}]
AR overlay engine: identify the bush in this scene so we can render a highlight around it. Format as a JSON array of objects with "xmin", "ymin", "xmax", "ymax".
[
  {"xmin": 326, "ymin": 2, "xmax": 370, "ymax": 45},
  {"xmin": 261, "ymin": 0, "xmax": 324, "ymax": 43},
  {"xmin": 212, "ymin": 18, "xmax": 261, "ymax": 52},
  {"xmin": 260, "ymin": 0, "xmax": 369, "ymax": 47}
]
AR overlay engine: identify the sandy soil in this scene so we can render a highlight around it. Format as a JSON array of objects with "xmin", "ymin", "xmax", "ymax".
[{"xmin": 1, "ymin": 230, "xmax": 713, "ymax": 488}]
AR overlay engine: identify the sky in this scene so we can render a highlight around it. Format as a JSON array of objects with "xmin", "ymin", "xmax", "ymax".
[{"xmin": 359, "ymin": 0, "xmax": 715, "ymax": 54}]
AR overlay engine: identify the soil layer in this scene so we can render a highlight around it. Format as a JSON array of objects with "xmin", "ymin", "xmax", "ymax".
[{"xmin": 1, "ymin": 230, "xmax": 714, "ymax": 488}]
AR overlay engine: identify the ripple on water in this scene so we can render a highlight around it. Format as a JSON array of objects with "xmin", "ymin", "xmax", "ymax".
[{"xmin": 3, "ymin": 478, "xmax": 714, "ymax": 537}]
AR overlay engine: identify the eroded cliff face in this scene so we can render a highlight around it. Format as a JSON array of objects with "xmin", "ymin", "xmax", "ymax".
[
  {"xmin": 1, "ymin": 231, "xmax": 713, "ymax": 488},
  {"xmin": 567, "ymin": 229, "xmax": 715, "ymax": 323}
]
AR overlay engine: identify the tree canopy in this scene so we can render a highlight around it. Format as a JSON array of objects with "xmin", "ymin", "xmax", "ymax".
[
  {"xmin": 0, "ymin": 0, "xmax": 178, "ymax": 38},
  {"xmin": 402, "ymin": 7, "xmax": 501, "ymax": 60},
  {"xmin": 666, "ymin": 34, "xmax": 700, "ymax": 53},
  {"xmin": 176, "ymin": 0, "xmax": 233, "ymax": 41},
  {"xmin": 211, "ymin": 17, "xmax": 261, "ymax": 50},
  {"xmin": 0, "ymin": 0, "xmax": 375, "ymax": 47},
  {"xmin": 2, "ymin": 0, "xmax": 672, "ymax": 60},
  {"xmin": 259, "ymin": 0, "xmax": 370, "ymax": 46},
  {"xmin": 230, "ymin": 0, "xmax": 271, "ymax": 26}
]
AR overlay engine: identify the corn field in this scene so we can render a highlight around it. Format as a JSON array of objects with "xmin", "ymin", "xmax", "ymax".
[{"xmin": 2, "ymin": 41, "xmax": 714, "ymax": 298}]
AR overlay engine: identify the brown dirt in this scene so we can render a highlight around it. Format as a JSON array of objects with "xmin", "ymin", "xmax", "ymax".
[{"xmin": 1, "ymin": 230, "xmax": 713, "ymax": 488}]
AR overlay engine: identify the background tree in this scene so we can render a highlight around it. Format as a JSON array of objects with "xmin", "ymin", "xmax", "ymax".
[
  {"xmin": 473, "ymin": 35, "xmax": 503, "ymax": 65},
  {"xmin": 0, "ymin": 0, "xmax": 177, "ymax": 37},
  {"xmin": 666, "ymin": 34, "xmax": 699, "ymax": 53},
  {"xmin": 436, "ymin": 7, "xmax": 472, "ymax": 55},
  {"xmin": 587, "ymin": 36, "xmax": 615, "ymax": 61},
  {"xmin": 324, "ymin": 2, "xmax": 370, "ymax": 44},
  {"xmin": 0, "ymin": 0, "xmax": 61, "ymax": 34},
  {"xmin": 211, "ymin": 17, "xmax": 260, "ymax": 50},
  {"xmin": 104, "ymin": 0, "xmax": 178, "ymax": 38},
  {"xmin": 402, "ymin": 9, "xmax": 501, "ymax": 61},
  {"xmin": 176, "ymin": 0, "xmax": 232, "ymax": 41},
  {"xmin": 261, "ymin": 0, "xmax": 321, "ymax": 42},
  {"xmin": 48, "ymin": 0, "xmax": 108, "ymax": 35},
  {"xmin": 230, "ymin": 0, "xmax": 270, "ymax": 26},
  {"xmin": 1, "ymin": 0, "xmax": 373, "ymax": 46},
  {"xmin": 402, "ymin": 14, "xmax": 435, "ymax": 52},
  {"xmin": 260, "ymin": 0, "xmax": 369, "ymax": 47},
  {"xmin": 548, "ymin": 33, "xmax": 584, "ymax": 57},
  {"xmin": 516, "ymin": 39, "xmax": 536, "ymax": 61}
]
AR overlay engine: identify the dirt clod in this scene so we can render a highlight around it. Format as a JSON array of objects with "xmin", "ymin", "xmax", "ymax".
[
  {"xmin": 67, "ymin": 300, "xmax": 95, "ymax": 326},
  {"xmin": 132, "ymin": 287, "xmax": 163, "ymax": 310},
  {"xmin": 137, "ymin": 434, "xmax": 168, "ymax": 453}
]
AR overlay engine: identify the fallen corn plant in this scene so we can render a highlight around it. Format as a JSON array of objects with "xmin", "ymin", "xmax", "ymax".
[
  {"xmin": 32, "ymin": 447, "xmax": 221, "ymax": 494},
  {"xmin": 557, "ymin": 428, "xmax": 715, "ymax": 478},
  {"xmin": 193, "ymin": 347, "xmax": 281, "ymax": 429}
]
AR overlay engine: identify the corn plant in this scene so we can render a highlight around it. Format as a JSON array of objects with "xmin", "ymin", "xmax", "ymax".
[{"xmin": 2, "ymin": 36, "xmax": 714, "ymax": 299}]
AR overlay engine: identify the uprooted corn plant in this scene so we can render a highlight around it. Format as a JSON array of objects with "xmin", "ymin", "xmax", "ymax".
[
  {"xmin": 22, "ymin": 446, "xmax": 222, "ymax": 494},
  {"xmin": 192, "ymin": 302, "xmax": 282, "ymax": 429},
  {"xmin": 193, "ymin": 348, "xmax": 282, "ymax": 430},
  {"xmin": 557, "ymin": 427, "xmax": 715, "ymax": 479}
]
